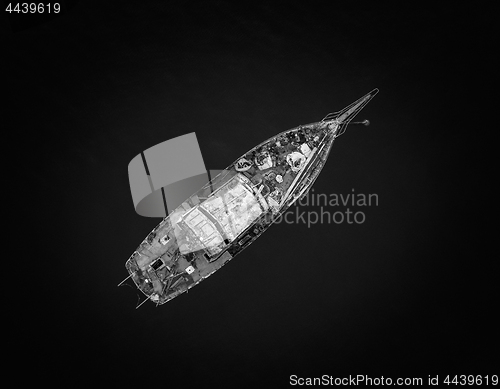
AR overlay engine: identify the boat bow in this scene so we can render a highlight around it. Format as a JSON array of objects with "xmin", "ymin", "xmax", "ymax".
[{"xmin": 322, "ymin": 88, "xmax": 379, "ymax": 137}]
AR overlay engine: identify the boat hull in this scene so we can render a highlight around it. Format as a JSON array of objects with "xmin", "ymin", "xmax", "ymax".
[{"xmin": 126, "ymin": 121, "xmax": 336, "ymax": 305}]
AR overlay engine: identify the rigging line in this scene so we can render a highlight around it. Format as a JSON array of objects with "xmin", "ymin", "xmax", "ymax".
[
  {"xmin": 118, "ymin": 271, "xmax": 136, "ymax": 287},
  {"xmin": 136, "ymin": 294, "xmax": 152, "ymax": 309}
]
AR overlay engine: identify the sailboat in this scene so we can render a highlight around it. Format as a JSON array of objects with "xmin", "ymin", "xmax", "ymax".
[{"xmin": 120, "ymin": 88, "xmax": 379, "ymax": 307}]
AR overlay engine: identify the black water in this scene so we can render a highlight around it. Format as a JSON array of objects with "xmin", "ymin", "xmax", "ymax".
[{"xmin": 6, "ymin": 2, "xmax": 494, "ymax": 385}]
